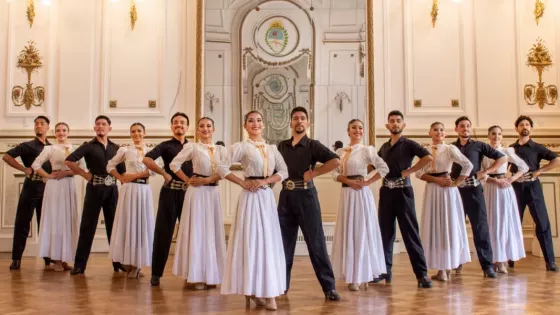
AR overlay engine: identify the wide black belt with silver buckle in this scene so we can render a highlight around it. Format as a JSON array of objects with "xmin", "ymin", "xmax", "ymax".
[
  {"xmin": 27, "ymin": 173, "xmax": 44, "ymax": 182},
  {"xmin": 382, "ymin": 177, "xmax": 410, "ymax": 189},
  {"xmin": 456, "ymin": 176, "xmax": 479, "ymax": 188},
  {"xmin": 282, "ymin": 179, "xmax": 314, "ymax": 191},
  {"xmin": 92, "ymin": 175, "xmax": 116, "ymax": 186},
  {"xmin": 131, "ymin": 177, "xmax": 149, "ymax": 184},
  {"xmin": 166, "ymin": 179, "xmax": 187, "ymax": 191},
  {"xmin": 428, "ymin": 172, "xmax": 449, "ymax": 178},
  {"xmin": 342, "ymin": 175, "xmax": 364, "ymax": 187},
  {"xmin": 193, "ymin": 173, "xmax": 218, "ymax": 186},
  {"xmin": 488, "ymin": 173, "xmax": 506, "ymax": 179}
]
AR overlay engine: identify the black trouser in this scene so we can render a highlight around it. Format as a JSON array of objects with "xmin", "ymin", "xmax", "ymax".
[
  {"xmin": 378, "ymin": 186, "xmax": 427, "ymax": 278},
  {"xmin": 151, "ymin": 186, "xmax": 186, "ymax": 277},
  {"xmin": 278, "ymin": 187, "xmax": 335, "ymax": 292},
  {"xmin": 12, "ymin": 179, "xmax": 45, "ymax": 260},
  {"xmin": 513, "ymin": 180, "xmax": 555, "ymax": 264},
  {"xmin": 458, "ymin": 186, "xmax": 493, "ymax": 270},
  {"xmin": 74, "ymin": 183, "xmax": 118, "ymax": 270}
]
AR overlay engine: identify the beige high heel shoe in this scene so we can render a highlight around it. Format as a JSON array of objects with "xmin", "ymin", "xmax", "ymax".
[
  {"xmin": 430, "ymin": 270, "xmax": 448, "ymax": 282},
  {"xmin": 265, "ymin": 298, "xmax": 277, "ymax": 311},
  {"xmin": 244, "ymin": 296, "xmax": 265, "ymax": 307},
  {"xmin": 194, "ymin": 283, "xmax": 206, "ymax": 290},
  {"xmin": 496, "ymin": 262, "xmax": 508, "ymax": 274},
  {"xmin": 348, "ymin": 283, "xmax": 359, "ymax": 291}
]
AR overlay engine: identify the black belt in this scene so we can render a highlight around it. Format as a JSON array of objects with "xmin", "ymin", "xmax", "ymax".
[
  {"xmin": 342, "ymin": 175, "xmax": 364, "ymax": 187},
  {"xmin": 428, "ymin": 172, "xmax": 448, "ymax": 178},
  {"xmin": 131, "ymin": 177, "xmax": 149, "ymax": 184},
  {"xmin": 193, "ymin": 173, "xmax": 218, "ymax": 186},
  {"xmin": 164, "ymin": 179, "xmax": 188, "ymax": 191},
  {"xmin": 91, "ymin": 175, "xmax": 116, "ymax": 186},
  {"xmin": 282, "ymin": 179, "xmax": 314, "ymax": 190},
  {"xmin": 382, "ymin": 177, "xmax": 410, "ymax": 189},
  {"xmin": 488, "ymin": 173, "xmax": 506, "ymax": 179},
  {"xmin": 27, "ymin": 173, "xmax": 44, "ymax": 182},
  {"xmin": 517, "ymin": 172, "xmax": 537, "ymax": 183}
]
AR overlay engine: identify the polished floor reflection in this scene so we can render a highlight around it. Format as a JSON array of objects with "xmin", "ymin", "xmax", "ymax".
[{"xmin": 0, "ymin": 253, "xmax": 558, "ymax": 314}]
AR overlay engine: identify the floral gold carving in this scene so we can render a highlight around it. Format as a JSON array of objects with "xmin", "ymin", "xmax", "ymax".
[
  {"xmin": 524, "ymin": 38, "xmax": 558, "ymax": 109},
  {"xmin": 12, "ymin": 41, "xmax": 45, "ymax": 110}
]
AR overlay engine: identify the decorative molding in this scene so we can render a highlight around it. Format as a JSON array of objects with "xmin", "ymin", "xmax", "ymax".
[{"xmin": 366, "ymin": 0, "xmax": 374, "ymax": 144}]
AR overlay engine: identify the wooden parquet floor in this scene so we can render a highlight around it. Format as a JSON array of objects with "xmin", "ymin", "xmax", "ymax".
[{"xmin": 0, "ymin": 253, "xmax": 559, "ymax": 315}]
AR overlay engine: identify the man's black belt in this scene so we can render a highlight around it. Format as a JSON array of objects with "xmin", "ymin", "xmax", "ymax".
[
  {"xmin": 27, "ymin": 172, "xmax": 44, "ymax": 182},
  {"xmin": 488, "ymin": 173, "xmax": 506, "ymax": 179},
  {"xmin": 91, "ymin": 175, "xmax": 116, "ymax": 186},
  {"xmin": 282, "ymin": 179, "xmax": 314, "ymax": 191},
  {"xmin": 382, "ymin": 177, "xmax": 410, "ymax": 189},
  {"xmin": 517, "ymin": 171, "xmax": 537, "ymax": 183},
  {"xmin": 193, "ymin": 173, "xmax": 218, "ymax": 186},
  {"xmin": 165, "ymin": 179, "xmax": 188, "ymax": 191},
  {"xmin": 342, "ymin": 175, "xmax": 364, "ymax": 187},
  {"xmin": 454, "ymin": 176, "xmax": 480, "ymax": 187}
]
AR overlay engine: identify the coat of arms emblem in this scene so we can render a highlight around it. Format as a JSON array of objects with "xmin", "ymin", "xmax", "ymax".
[{"xmin": 265, "ymin": 20, "xmax": 289, "ymax": 55}]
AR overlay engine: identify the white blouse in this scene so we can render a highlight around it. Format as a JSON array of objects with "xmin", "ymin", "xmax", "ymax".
[
  {"xmin": 170, "ymin": 142, "xmax": 229, "ymax": 177},
  {"xmin": 31, "ymin": 143, "xmax": 83, "ymax": 171},
  {"xmin": 220, "ymin": 139, "xmax": 289, "ymax": 181},
  {"xmin": 482, "ymin": 145, "xmax": 529, "ymax": 175},
  {"xmin": 332, "ymin": 144, "xmax": 389, "ymax": 180},
  {"xmin": 107, "ymin": 144, "xmax": 152, "ymax": 175},
  {"xmin": 416, "ymin": 143, "xmax": 473, "ymax": 179}
]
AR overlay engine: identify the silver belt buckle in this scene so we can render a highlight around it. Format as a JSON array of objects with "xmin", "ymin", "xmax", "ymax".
[
  {"xmin": 285, "ymin": 180, "xmax": 295, "ymax": 191},
  {"xmin": 387, "ymin": 181, "xmax": 396, "ymax": 189},
  {"xmin": 104, "ymin": 176, "xmax": 113, "ymax": 186}
]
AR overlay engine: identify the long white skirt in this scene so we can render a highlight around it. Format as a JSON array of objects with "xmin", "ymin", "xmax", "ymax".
[
  {"xmin": 108, "ymin": 182, "xmax": 154, "ymax": 269},
  {"xmin": 173, "ymin": 186, "xmax": 226, "ymax": 284},
  {"xmin": 484, "ymin": 182, "xmax": 526, "ymax": 262},
  {"xmin": 38, "ymin": 177, "xmax": 79, "ymax": 262},
  {"xmin": 332, "ymin": 187, "xmax": 386, "ymax": 283},
  {"xmin": 421, "ymin": 183, "xmax": 471, "ymax": 270},
  {"xmin": 221, "ymin": 188, "xmax": 286, "ymax": 298}
]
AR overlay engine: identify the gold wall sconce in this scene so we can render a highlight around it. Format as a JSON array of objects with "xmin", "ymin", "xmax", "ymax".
[
  {"xmin": 12, "ymin": 41, "xmax": 45, "ymax": 110},
  {"xmin": 109, "ymin": 0, "xmax": 143, "ymax": 31},
  {"xmin": 414, "ymin": 99, "xmax": 422, "ymax": 107},
  {"xmin": 524, "ymin": 38, "xmax": 558, "ymax": 109},
  {"xmin": 535, "ymin": 0, "xmax": 545, "ymax": 25},
  {"xmin": 431, "ymin": 0, "xmax": 464, "ymax": 28},
  {"xmin": 5, "ymin": 0, "xmax": 52, "ymax": 29},
  {"xmin": 451, "ymin": 99, "xmax": 459, "ymax": 107}
]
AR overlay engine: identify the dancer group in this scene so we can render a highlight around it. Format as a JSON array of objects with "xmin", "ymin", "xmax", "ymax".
[{"xmin": 4, "ymin": 108, "xmax": 559, "ymax": 311}]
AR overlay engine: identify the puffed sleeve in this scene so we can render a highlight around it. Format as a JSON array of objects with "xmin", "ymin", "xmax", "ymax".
[
  {"xmin": 331, "ymin": 148, "xmax": 343, "ymax": 181},
  {"xmin": 415, "ymin": 160, "xmax": 431, "ymax": 180},
  {"xmin": 31, "ymin": 146, "xmax": 51, "ymax": 171},
  {"xmin": 107, "ymin": 147, "xmax": 126, "ymax": 173},
  {"xmin": 216, "ymin": 145, "xmax": 230, "ymax": 179},
  {"xmin": 271, "ymin": 145, "xmax": 288, "ymax": 181},
  {"xmin": 219, "ymin": 142, "xmax": 243, "ymax": 178},
  {"xmin": 449, "ymin": 145, "xmax": 473, "ymax": 177},
  {"xmin": 505, "ymin": 147, "xmax": 529, "ymax": 174},
  {"xmin": 365, "ymin": 145, "xmax": 389, "ymax": 179},
  {"xmin": 170, "ymin": 143, "xmax": 194, "ymax": 173}
]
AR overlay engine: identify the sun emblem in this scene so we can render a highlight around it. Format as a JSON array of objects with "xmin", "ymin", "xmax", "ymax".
[{"xmin": 265, "ymin": 20, "xmax": 289, "ymax": 55}]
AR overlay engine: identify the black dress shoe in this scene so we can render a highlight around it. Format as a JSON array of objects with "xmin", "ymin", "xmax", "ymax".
[
  {"xmin": 369, "ymin": 273, "xmax": 392, "ymax": 284},
  {"xmin": 113, "ymin": 263, "xmax": 126, "ymax": 272},
  {"xmin": 324, "ymin": 290, "xmax": 341, "ymax": 301},
  {"xmin": 508, "ymin": 260, "xmax": 515, "ymax": 268},
  {"xmin": 483, "ymin": 267, "xmax": 497, "ymax": 278},
  {"xmin": 70, "ymin": 267, "xmax": 85, "ymax": 275},
  {"xmin": 546, "ymin": 263, "xmax": 559, "ymax": 272},
  {"xmin": 151, "ymin": 275, "xmax": 160, "ymax": 286},
  {"xmin": 44, "ymin": 257, "xmax": 51, "ymax": 266},
  {"xmin": 9, "ymin": 260, "xmax": 21, "ymax": 270},
  {"xmin": 417, "ymin": 276, "xmax": 432, "ymax": 288}
]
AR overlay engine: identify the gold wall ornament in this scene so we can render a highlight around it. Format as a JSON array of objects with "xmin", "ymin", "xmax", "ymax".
[
  {"xmin": 27, "ymin": 0, "xmax": 35, "ymax": 28},
  {"xmin": 524, "ymin": 38, "xmax": 558, "ymax": 109},
  {"xmin": 11, "ymin": 41, "xmax": 45, "ymax": 110},
  {"xmin": 431, "ymin": 0, "xmax": 439, "ymax": 28},
  {"xmin": 359, "ymin": 43, "xmax": 365, "ymax": 78},
  {"xmin": 130, "ymin": 1, "xmax": 138, "ymax": 30},
  {"xmin": 414, "ymin": 99, "xmax": 422, "ymax": 107},
  {"xmin": 535, "ymin": 0, "xmax": 545, "ymax": 25}
]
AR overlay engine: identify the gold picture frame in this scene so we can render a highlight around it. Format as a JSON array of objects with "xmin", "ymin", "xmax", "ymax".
[{"xmin": 195, "ymin": 0, "xmax": 375, "ymax": 144}]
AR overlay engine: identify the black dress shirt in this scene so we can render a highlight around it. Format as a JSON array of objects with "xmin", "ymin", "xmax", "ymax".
[
  {"xmin": 7, "ymin": 137, "xmax": 52, "ymax": 174},
  {"xmin": 66, "ymin": 137, "xmax": 123, "ymax": 176},
  {"xmin": 277, "ymin": 135, "xmax": 338, "ymax": 180},
  {"xmin": 378, "ymin": 137, "xmax": 430, "ymax": 178},
  {"xmin": 144, "ymin": 138, "xmax": 193, "ymax": 181},
  {"xmin": 451, "ymin": 138, "xmax": 504, "ymax": 178},
  {"xmin": 510, "ymin": 139, "xmax": 558, "ymax": 173}
]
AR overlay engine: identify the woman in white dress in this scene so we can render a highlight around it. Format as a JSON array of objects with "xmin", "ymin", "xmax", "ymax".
[
  {"xmin": 220, "ymin": 110, "xmax": 288, "ymax": 311},
  {"xmin": 331, "ymin": 119, "xmax": 389, "ymax": 291},
  {"xmin": 32, "ymin": 122, "xmax": 80, "ymax": 272},
  {"xmin": 416, "ymin": 122, "xmax": 473, "ymax": 281},
  {"xmin": 107, "ymin": 123, "xmax": 155, "ymax": 279},
  {"xmin": 170, "ymin": 117, "xmax": 227, "ymax": 290},
  {"xmin": 482, "ymin": 125, "xmax": 528, "ymax": 274}
]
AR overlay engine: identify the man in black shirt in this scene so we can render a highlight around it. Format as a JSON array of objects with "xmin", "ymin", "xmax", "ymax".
[
  {"xmin": 510, "ymin": 115, "xmax": 560, "ymax": 272},
  {"xmin": 3, "ymin": 116, "xmax": 52, "ymax": 270},
  {"xmin": 373, "ymin": 110, "xmax": 433, "ymax": 288},
  {"xmin": 451, "ymin": 116, "xmax": 506, "ymax": 278},
  {"xmin": 143, "ymin": 112, "xmax": 193, "ymax": 286},
  {"xmin": 65, "ymin": 115, "xmax": 125, "ymax": 275},
  {"xmin": 277, "ymin": 107, "xmax": 341, "ymax": 301}
]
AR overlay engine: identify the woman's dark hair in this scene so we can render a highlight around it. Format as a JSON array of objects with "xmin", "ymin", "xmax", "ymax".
[
  {"xmin": 430, "ymin": 121, "xmax": 444, "ymax": 129},
  {"xmin": 55, "ymin": 122, "xmax": 69, "ymax": 132},
  {"xmin": 198, "ymin": 116, "xmax": 215, "ymax": 126},
  {"xmin": 130, "ymin": 122, "xmax": 145, "ymax": 131},
  {"xmin": 244, "ymin": 110, "xmax": 263, "ymax": 124}
]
